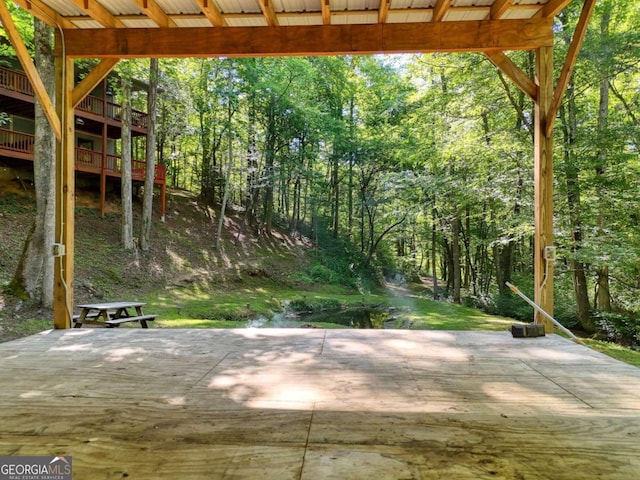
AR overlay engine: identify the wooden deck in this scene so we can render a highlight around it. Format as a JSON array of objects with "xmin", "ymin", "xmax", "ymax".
[{"xmin": 0, "ymin": 329, "xmax": 639, "ymax": 479}]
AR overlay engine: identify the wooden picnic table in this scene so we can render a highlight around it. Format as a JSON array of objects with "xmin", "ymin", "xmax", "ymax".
[{"xmin": 74, "ymin": 301, "xmax": 156, "ymax": 328}]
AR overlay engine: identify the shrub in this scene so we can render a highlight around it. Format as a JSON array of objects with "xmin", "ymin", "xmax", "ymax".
[
  {"xmin": 594, "ymin": 311, "xmax": 640, "ymax": 347},
  {"xmin": 492, "ymin": 290, "xmax": 534, "ymax": 321}
]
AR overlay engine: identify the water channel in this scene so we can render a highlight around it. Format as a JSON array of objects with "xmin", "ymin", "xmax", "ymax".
[{"xmin": 247, "ymin": 306, "xmax": 405, "ymax": 329}]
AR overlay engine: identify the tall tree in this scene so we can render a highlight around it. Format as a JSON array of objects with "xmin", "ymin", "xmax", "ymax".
[
  {"xmin": 12, "ymin": 18, "xmax": 55, "ymax": 306},
  {"xmin": 140, "ymin": 58, "xmax": 159, "ymax": 250},
  {"xmin": 594, "ymin": 1, "xmax": 612, "ymax": 311},
  {"xmin": 120, "ymin": 78, "xmax": 134, "ymax": 250},
  {"xmin": 215, "ymin": 62, "xmax": 238, "ymax": 250}
]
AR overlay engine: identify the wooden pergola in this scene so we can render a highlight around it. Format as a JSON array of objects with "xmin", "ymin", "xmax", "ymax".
[{"xmin": 0, "ymin": 0, "xmax": 596, "ymax": 330}]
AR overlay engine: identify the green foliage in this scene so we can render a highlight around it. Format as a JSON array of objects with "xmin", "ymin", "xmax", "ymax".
[
  {"xmin": 594, "ymin": 311, "xmax": 640, "ymax": 347},
  {"xmin": 304, "ymin": 220, "xmax": 378, "ymax": 292},
  {"xmin": 491, "ymin": 291, "xmax": 534, "ymax": 322},
  {"xmin": 286, "ymin": 298, "xmax": 341, "ymax": 313},
  {"xmin": 6, "ymin": 280, "xmax": 29, "ymax": 301},
  {"xmin": 0, "ymin": 194, "xmax": 32, "ymax": 214},
  {"xmin": 0, "ymin": 3, "xmax": 34, "ymax": 59},
  {"xmin": 552, "ymin": 274, "xmax": 582, "ymax": 330},
  {"xmin": 308, "ymin": 263, "xmax": 342, "ymax": 285},
  {"xmin": 392, "ymin": 256, "xmax": 422, "ymax": 283}
]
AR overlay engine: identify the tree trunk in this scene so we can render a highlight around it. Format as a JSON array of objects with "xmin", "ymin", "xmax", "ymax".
[
  {"xmin": 594, "ymin": 4, "xmax": 612, "ymax": 312},
  {"xmin": 140, "ymin": 58, "xmax": 159, "ymax": 251},
  {"xmin": 452, "ymin": 213, "xmax": 462, "ymax": 304},
  {"xmin": 216, "ymin": 74, "xmax": 234, "ymax": 251},
  {"xmin": 12, "ymin": 18, "xmax": 56, "ymax": 307},
  {"xmin": 431, "ymin": 200, "xmax": 438, "ymax": 300},
  {"xmin": 331, "ymin": 151, "xmax": 339, "ymax": 239},
  {"xmin": 244, "ymin": 91, "xmax": 258, "ymax": 226},
  {"xmin": 121, "ymin": 80, "xmax": 135, "ymax": 250},
  {"xmin": 262, "ymin": 95, "xmax": 278, "ymax": 236},
  {"xmin": 348, "ymin": 95, "xmax": 355, "ymax": 240},
  {"xmin": 561, "ymin": 81, "xmax": 595, "ymax": 331}
]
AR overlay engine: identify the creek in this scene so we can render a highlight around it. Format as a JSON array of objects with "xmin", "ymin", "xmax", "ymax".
[{"xmin": 247, "ymin": 306, "xmax": 400, "ymax": 329}]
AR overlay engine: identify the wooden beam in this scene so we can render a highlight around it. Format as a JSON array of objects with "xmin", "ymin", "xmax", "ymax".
[
  {"xmin": 378, "ymin": 0, "xmax": 390, "ymax": 24},
  {"xmin": 71, "ymin": 0, "xmax": 125, "ymax": 28},
  {"xmin": 60, "ymin": 19, "xmax": 554, "ymax": 58},
  {"xmin": 258, "ymin": 0, "xmax": 279, "ymax": 27},
  {"xmin": 545, "ymin": 0, "xmax": 597, "ymax": 137},
  {"xmin": 195, "ymin": 0, "xmax": 226, "ymax": 27},
  {"xmin": 13, "ymin": 0, "xmax": 75, "ymax": 28},
  {"xmin": 542, "ymin": 0, "xmax": 573, "ymax": 19},
  {"xmin": 53, "ymin": 53, "xmax": 76, "ymax": 329},
  {"xmin": 491, "ymin": 0, "xmax": 513, "ymax": 20},
  {"xmin": 72, "ymin": 58, "xmax": 120, "ymax": 108},
  {"xmin": 0, "ymin": 0, "xmax": 61, "ymax": 140},
  {"xmin": 485, "ymin": 51, "xmax": 537, "ymax": 101},
  {"xmin": 432, "ymin": 0, "xmax": 453, "ymax": 22},
  {"xmin": 132, "ymin": 0, "xmax": 177, "ymax": 28},
  {"xmin": 534, "ymin": 45, "xmax": 554, "ymax": 333},
  {"xmin": 321, "ymin": 0, "xmax": 331, "ymax": 25}
]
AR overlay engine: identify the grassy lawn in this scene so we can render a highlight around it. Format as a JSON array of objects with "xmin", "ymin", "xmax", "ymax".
[
  {"xmin": 147, "ymin": 281, "xmax": 514, "ymax": 331},
  {"xmin": 142, "ymin": 281, "xmax": 640, "ymax": 368},
  {"xmin": 583, "ymin": 339, "xmax": 640, "ymax": 368}
]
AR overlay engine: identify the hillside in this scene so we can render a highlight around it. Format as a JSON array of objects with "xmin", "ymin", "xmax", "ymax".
[{"xmin": 0, "ymin": 180, "xmax": 312, "ymax": 341}]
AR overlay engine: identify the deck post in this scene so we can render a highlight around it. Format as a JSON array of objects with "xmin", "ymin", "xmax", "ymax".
[
  {"xmin": 534, "ymin": 45, "xmax": 554, "ymax": 332},
  {"xmin": 53, "ymin": 49, "xmax": 76, "ymax": 329},
  {"xmin": 160, "ymin": 183, "xmax": 166, "ymax": 222},
  {"xmin": 101, "ymin": 122, "xmax": 107, "ymax": 217}
]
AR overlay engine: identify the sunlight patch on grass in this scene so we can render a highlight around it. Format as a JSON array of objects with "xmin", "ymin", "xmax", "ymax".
[
  {"xmin": 141, "ymin": 283, "xmax": 640, "ymax": 367},
  {"xmin": 10, "ymin": 319, "xmax": 51, "ymax": 337},
  {"xmin": 145, "ymin": 283, "xmax": 515, "ymax": 332},
  {"xmin": 157, "ymin": 318, "xmax": 244, "ymax": 329},
  {"xmin": 583, "ymin": 339, "xmax": 640, "ymax": 368}
]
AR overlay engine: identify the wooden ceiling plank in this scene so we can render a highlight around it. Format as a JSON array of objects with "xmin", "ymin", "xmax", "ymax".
[
  {"xmin": 432, "ymin": 0, "xmax": 453, "ymax": 22},
  {"xmin": 545, "ymin": 0, "xmax": 597, "ymax": 136},
  {"xmin": 0, "ymin": 0, "xmax": 61, "ymax": 139},
  {"xmin": 258, "ymin": 0, "xmax": 279, "ymax": 27},
  {"xmin": 71, "ymin": 0, "xmax": 125, "ymax": 28},
  {"xmin": 542, "ymin": 0, "xmax": 573, "ymax": 18},
  {"xmin": 485, "ymin": 51, "xmax": 536, "ymax": 101},
  {"xmin": 195, "ymin": 0, "xmax": 226, "ymax": 27},
  {"xmin": 322, "ymin": 0, "xmax": 331, "ymax": 25},
  {"xmin": 378, "ymin": 0, "xmax": 389, "ymax": 24},
  {"xmin": 132, "ymin": 0, "xmax": 177, "ymax": 28},
  {"xmin": 491, "ymin": 0, "xmax": 513, "ymax": 20},
  {"xmin": 72, "ymin": 58, "xmax": 119, "ymax": 108},
  {"xmin": 60, "ymin": 18, "xmax": 554, "ymax": 58},
  {"xmin": 13, "ymin": 0, "xmax": 75, "ymax": 28}
]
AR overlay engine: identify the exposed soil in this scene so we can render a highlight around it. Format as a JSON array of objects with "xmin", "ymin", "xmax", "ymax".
[{"xmin": 0, "ymin": 178, "xmax": 312, "ymax": 343}]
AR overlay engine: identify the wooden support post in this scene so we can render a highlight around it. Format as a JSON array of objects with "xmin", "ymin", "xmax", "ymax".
[
  {"xmin": 101, "ymin": 121, "xmax": 107, "ymax": 217},
  {"xmin": 534, "ymin": 45, "xmax": 554, "ymax": 332},
  {"xmin": 160, "ymin": 183, "xmax": 166, "ymax": 222},
  {"xmin": 53, "ymin": 53, "xmax": 76, "ymax": 329}
]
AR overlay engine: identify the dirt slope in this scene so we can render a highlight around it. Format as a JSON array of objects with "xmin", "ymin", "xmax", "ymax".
[{"xmin": 0, "ymin": 181, "xmax": 311, "ymax": 342}]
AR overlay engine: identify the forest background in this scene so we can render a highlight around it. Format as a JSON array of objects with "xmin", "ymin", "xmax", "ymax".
[{"xmin": 1, "ymin": 1, "xmax": 640, "ymax": 349}]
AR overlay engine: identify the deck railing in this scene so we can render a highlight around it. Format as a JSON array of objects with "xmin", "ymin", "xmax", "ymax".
[
  {"xmin": 0, "ymin": 66, "xmax": 148, "ymax": 128},
  {"xmin": 0, "ymin": 128, "xmax": 165, "ymax": 183},
  {"xmin": 0, "ymin": 128, "xmax": 34, "ymax": 154},
  {"xmin": 0, "ymin": 67, "xmax": 33, "ymax": 96}
]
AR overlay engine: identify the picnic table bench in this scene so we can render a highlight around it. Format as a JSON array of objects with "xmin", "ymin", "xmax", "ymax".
[{"xmin": 73, "ymin": 301, "xmax": 157, "ymax": 328}]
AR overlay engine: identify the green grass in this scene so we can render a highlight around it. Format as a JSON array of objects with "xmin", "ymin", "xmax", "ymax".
[
  {"xmin": 141, "ymin": 281, "xmax": 640, "ymax": 368},
  {"xmin": 145, "ymin": 281, "xmax": 514, "ymax": 331},
  {"xmin": 3, "ymin": 318, "xmax": 52, "ymax": 338},
  {"xmin": 583, "ymin": 339, "xmax": 640, "ymax": 368}
]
